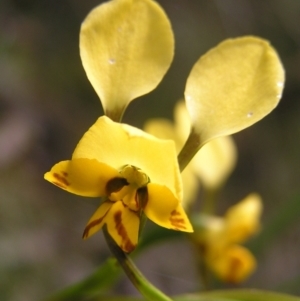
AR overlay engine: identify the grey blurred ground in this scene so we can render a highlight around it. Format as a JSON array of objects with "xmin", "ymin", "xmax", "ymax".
[{"xmin": 1, "ymin": 0, "xmax": 300, "ymax": 300}]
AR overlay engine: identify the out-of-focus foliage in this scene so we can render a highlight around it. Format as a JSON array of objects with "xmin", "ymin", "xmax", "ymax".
[{"xmin": 1, "ymin": 0, "xmax": 300, "ymax": 300}]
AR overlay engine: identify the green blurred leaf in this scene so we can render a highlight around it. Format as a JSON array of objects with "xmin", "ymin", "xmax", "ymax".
[{"xmin": 44, "ymin": 258, "xmax": 121, "ymax": 301}]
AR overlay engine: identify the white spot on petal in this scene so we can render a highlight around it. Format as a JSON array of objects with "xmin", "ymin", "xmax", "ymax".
[
  {"xmin": 247, "ymin": 112, "xmax": 253, "ymax": 118},
  {"xmin": 186, "ymin": 95, "xmax": 192, "ymax": 101},
  {"xmin": 109, "ymin": 58, "xmax": 116, "ymax": 65},
  {"xmin": 277, "ymin": 81, "xmax": 284, "ymax": 88}
]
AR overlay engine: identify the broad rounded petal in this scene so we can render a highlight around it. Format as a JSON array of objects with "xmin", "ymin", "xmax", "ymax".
[
  {"xmin": 73, "ymin": 116, "xmax": 182, "ymax": 200},
  {"xmin": 44, "ymin": 158, "xmax": 119, "ymax": 197},
  {"xmin": 106, "ymin": 201, "xmax": 140, "ymax": 253},
  {"xmin": 191, "ymin": 136, "xmax": 237, "ymax": 189},
  {"xmin": 83, "ymin": 201, "xmax": 113, "ymax": 239},
  {"xmin": 185, "ymin": 36, "xmax": 285, "ymax": 144},
  {"xmin": 80, "ymin": 0, "xmax": 174, "ymax": 114},
  {"xmin": 144, "ymin": 183, "xmax": 193, "ymax": 232}
]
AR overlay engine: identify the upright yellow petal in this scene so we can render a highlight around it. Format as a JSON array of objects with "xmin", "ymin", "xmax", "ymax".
[
  {"xmin": 73, "ymin": 116, "xmax": 182, "ymax": 200},
  {"xmin": 80, "ymin": 0, "xmax": 174, "ymax": 117},
  {"xmin": 44, "ymin": 158, "xmax": 119, "ymax": 197},
  {"xmin": 145, "ymin": 183, "xmax": 193, "ymax": 232},
  {"xmin": 185, "ymin": 36, "xmax": 285, "ymax": 145}
]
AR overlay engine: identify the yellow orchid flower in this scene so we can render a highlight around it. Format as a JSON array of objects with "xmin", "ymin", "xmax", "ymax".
[
  {"xmin": 45, "ymin": 116, "xmax": 192, "ymax": 253},
  {"xmin": 193, "ymin": 194, "xmax": 262, "ymax": 283},
  {"xmin": 80, "ymin": 0, "xmax": 174, "ymax": 121}
]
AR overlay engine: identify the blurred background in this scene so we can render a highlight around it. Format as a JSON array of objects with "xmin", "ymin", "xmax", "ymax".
[{"xmin": 1, "ymin": 0, "xmax": 300, "ymax": 300}]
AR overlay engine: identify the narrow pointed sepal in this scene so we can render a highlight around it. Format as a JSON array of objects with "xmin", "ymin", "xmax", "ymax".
[{"xmin": 84, "ymin": 201, "xmax": 140, "ymax": 253}]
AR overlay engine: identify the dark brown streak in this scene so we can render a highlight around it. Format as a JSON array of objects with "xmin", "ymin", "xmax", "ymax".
[
  {"xmin": 114, "ymin": 210, "xmax": 135, "ymax": 253},
  {"xmin": 82, "ymin": 207, "xmax": 110, "ymax": 239},
  {"xmin": 53, "ymin": 172, "xmax": 70, "ymax": 186}
]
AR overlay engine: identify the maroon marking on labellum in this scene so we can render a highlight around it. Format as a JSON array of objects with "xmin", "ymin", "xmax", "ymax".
[
  {"xmin": 114, "ymin": 210, "xmax": 135, "ymax": 253},
  {"xmin": 53, "ymin": 172, "xmax": 70, "ymax": 187},
  {"xmin": 169, "ymin": 209, "xmax": 186, "ymax": 230}
]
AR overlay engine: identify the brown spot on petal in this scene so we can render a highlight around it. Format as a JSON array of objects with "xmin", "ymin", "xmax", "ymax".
[
  {"xmin": 53, "ymin": 172, "xmax": 70, "ymax": 188},
  {"xmin": 170, "ymin": 209, "xmax": 186, "ymax": 230},
  {"xmin": 114, "ymin": 210, "xmax": 136, "ymax": 253}
]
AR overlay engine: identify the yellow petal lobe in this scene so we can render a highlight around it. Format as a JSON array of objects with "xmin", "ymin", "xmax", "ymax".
[
  {"xmin": 44, "ymin": 158, "xmax": 119, "ymax": 197},
  {"xmin": 145, "ymin": 183, "xmax": 193, "ymax": 232},
  {"xmin": 185, "ymin": 36, "xmax": 285, "ymax": 144},
  {"xmin": 80, "ymin": 0, "xmax": 174, "ymax": 114}
]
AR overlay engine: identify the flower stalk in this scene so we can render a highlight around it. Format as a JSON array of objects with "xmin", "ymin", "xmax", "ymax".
[
  {"xmin": 178, "ymin": 128, "xmax": 203, "ymax": 172},
  {"xmin": 103, "ymin": 227, "xmax": 173, "ymax": 301}
]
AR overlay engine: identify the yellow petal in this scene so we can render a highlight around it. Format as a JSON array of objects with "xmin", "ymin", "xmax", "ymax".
[
  {"xmin": 44, "ymin": 158, "xmax": 119, "ymax": 197},
  {"xmin": 83, "ymin": 200, "xmax": 139, "ymax": 253},
  {"xmin": 207, "ymin": 245, "xmax": 256, "ymax": 283},
  {"xmin": 191, "ymin": 136, "xmax": 237, "ymax": 189},
  {"xmin": 73, "ymin": 116, "xmax": 182, "ymax": 200},
  {"xmin": 83, "ymin": 201, "xmax": 113, "ymax": 239},
  {"xmin": 185, "ymin": 36, "xmax": 285, "ymax": 144},
  {"xmin": 80, "ymin": 0, "xmax": 174, "ymax": 115},
  {"xmin": 106, "ymin": 201, "xmax": 140, "ymax": 253},
  {"xmin": 225, "ymin": 193, "xmax": 263, "ymax": 243},
  {"xmin": 144, "ymin": 183, "xmax": 193, "ymax": 232}
]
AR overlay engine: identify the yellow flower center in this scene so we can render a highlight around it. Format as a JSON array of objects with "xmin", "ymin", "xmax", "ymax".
[{"xmin": 107, "ymin": 165, "xmax": 150, "ymax": 211}]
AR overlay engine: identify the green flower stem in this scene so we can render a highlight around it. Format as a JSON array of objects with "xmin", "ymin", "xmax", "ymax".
[
  {"xmin": 103, "ymin": 227, "xmax": 174, "ymax": 301},
  {"xmin": 178, "ymin": 128, "xmax": 203, "ymax": 172}
]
